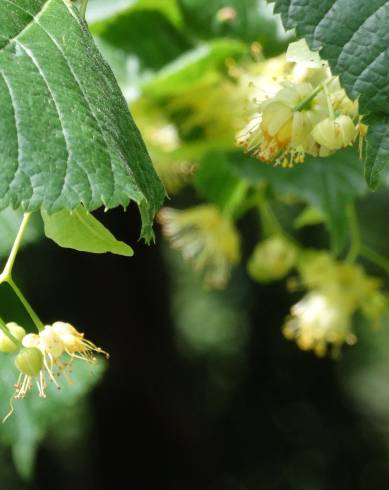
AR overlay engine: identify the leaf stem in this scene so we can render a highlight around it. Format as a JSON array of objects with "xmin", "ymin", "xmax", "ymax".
[
  {"xmin": 0, "ymin": 212, "xmax": 44, "ymax": 332},
  {"xmin": 346, "ymin": 204, "xmax": 361, "ymax": 262},
  {"xmin": 7, "ymin": 279, "xmax": 44, "ymax": 332},
  {"xmin": 0, "ymin": 213, "xmax": 31, "ymax": 282},
  {"xmin": 0, "ymin": 316, "xmax": 21, "ymax": 347},
  {"xmin": 360, "ymin": 245, "xmax": 389, "ymax": 276},
  {"xmin": 293, "ymin": 78, "xmax": 331, "ymax": 112},
  {"xmin": 79, "ymin": 0, "xmax": 89, "ymax": 19}
]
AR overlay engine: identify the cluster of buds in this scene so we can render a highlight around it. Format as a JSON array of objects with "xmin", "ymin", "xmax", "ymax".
[
  {"xmin": 158, "ymin": 205, "xmax": 241, "ymax": 289},
  {"xmin": 0, "ymin": 321, "xmax": 107, "ymax": 420},
  {"xmin": 283, "ymin": 252, "xmax": 388, "ymax": 357}
]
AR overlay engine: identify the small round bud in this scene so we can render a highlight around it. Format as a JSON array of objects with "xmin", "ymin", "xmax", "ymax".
[
  {"xmin": 248, "ymin": 236, "xmax": 297, "ymax": 283},
  {"xmin": 312, "ymin": 115, "xmax": 356, "ymax": 150},
  {"xmin": 0, "ymin": 322, "xmax": 26, "ymax": 353},
  {"xmin": 15, "ymin": 347, "xmax": 43, "ymax": 377}
]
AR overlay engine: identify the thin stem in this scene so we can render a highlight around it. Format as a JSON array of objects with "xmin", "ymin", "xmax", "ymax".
[
  {"xmin": 293, "ymin": 78, "xmax": 331, "ymax": 112},
  {"xmin": 323, "ymin": 83, "xmax": 335, "ymax": 120},
  {"xmin": 360, "ymin": 245, "xmax": 389, "ymax": 276},
  {"xmin": 222, "ymin": 181, "xmax": 248, "ymax": 220},
  {"xmin": 346, "ymin": 204, "xmax": 361, "ymax": 262},
  {"xmin": 0, "ymin": 316, "xmax": 20, "ymax": 347},
  {"xmin": 7, "ymin": 279, "xmax": 44, "ymax": 332},
  {"xmin": 0, "ymin": 213, "xmax": 31, "ymax": 282},
  {"xmin": 79, "ymin": 0, "xmax": 88, "ymax": 19},
  {"xmin": 257, "ymin": 197, "xmax": 283, "ymax": 238}
]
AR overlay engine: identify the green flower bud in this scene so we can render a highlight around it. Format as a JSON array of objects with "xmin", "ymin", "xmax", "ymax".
[
  {"xmin": 0, "ymin": 322, "xmax": 26, "ymax": 353},
  {"xmin": 248, "ymin": 236, "xmax": 297, "ymax": 283},
  {"xmin": 15, "ymin": 347, "xmax": 43, "ymax": 377}
]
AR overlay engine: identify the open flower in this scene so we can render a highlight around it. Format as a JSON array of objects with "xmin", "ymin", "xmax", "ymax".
[
  {"xmin": 283, "ymin": 291, "xmax": 355, "ymax": 357},
  {"xmin": 283, "ymin": 251, "xmax": 388, "ymax": 356},
  {"xmin": 6, "ymin": 323, "xmax": 107, "ymax": 410},
  {"xmin": 158, "ymin": 205, "xmax": 241, "ymax": 288}
]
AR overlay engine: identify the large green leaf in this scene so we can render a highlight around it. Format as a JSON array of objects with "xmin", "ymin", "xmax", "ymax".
[
  {"xmin": 0, "ymin": 0, "xmax": 164, "ymax": 241},
  {"xmin": 42, "ymin": 207, "xmax": 134, "ymax": 256},
  {"xmin": 235, "ymin": 149, "xmax": 367, "ymax": 251},
  {"xmin": 271, "ymin": 0, "xmax": 389, "ymax": 189}
]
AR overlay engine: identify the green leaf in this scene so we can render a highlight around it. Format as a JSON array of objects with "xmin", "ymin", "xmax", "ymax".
[
  {"xmin": 235, "ymin": 149, "xmax": 367, "ymax": 251},
  {"xmin": 41, "ymin": 207, "xmax": 133, "ymax": 256},
  {"xmin": 293, "ymin": 206, "xmax": 325, "ymax": 229},
  {"xmin": 195, "ymin": 152, "xmax": 248, "ymax": 218},
  {"xmin": 271, "ymin": 0, "xmax": 389, "ymax": 189},
  {"xmin": 0, "ymin": 0, "xmax": 164, "ymax": 241},
  {"xmin": 142, "ymin": 39, "xmax": 247, "ymax": 98},
  {"xmin": 0, "ymin": 356, "xmax": 105, "ymax": 479},
  {"xmin": 91, "ymin": 9, "xmax": 191, "ymax": 72},
  {"xmin": 364, "ymin": 115, "xmax": 389, "ymax": 189},
  {"xmin": 178, "ymin": 0, "xmax": 288, "ymax": 56},
  {"xmin": 88, "ymin": 0, "xmax": 183, "ymax": 28}
]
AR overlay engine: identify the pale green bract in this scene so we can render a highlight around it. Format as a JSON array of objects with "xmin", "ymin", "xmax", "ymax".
[
  {"xmin": 271, "ymin": 0, "xmax": 389, "ymax": 189},
  {"xmin": 0, "ymin": 0, "xmax": 165, "ymax": 242},
  {"xmin": 42, "ymin": 207, "xmax": 134, "ymax": 256}
]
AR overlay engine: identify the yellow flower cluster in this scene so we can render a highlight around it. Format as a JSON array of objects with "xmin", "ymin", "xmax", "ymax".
[
  {"xmin": 158, "ymin": 205, "xmax": 241, "ymax": 289},
  {"xmin": 0, "ymin": 321, "xmax": 107, "ymax": 419},
  {"xmin": 283, "ymin": 252, "xmax": 388, "ymax": 357},
  {"xmin": 237, "ymin": 76, "xmax": 362, "ymax": 167}
]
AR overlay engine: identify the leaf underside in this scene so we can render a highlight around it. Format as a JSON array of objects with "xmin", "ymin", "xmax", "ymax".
[
  {"xmin": 0, "ymin": 0, "xmax": 165, "ymax": 240},
  {"xmin": 271, "ymin": 0, "xmax": 389, "ymax": 189}
]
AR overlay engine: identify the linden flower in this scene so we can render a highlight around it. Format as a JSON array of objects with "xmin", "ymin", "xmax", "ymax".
[
  {"xmin": 13, "ymin": 323, "xmax": 107, "ymax": 400},
  {"xmin": 284, "ymin": 251, "xmax": 389, "ymax": 357},
  {"xmin": 51, "ymin": 321, "xmax": 109, "ymax": 362},
  {"xmin": 283, "ymin": 291, "xmax": 355, "ymax": 357},
  {"xmin": 312, "ymin": 115, "xmax": 357, "ymax": 151},
  {"xmin": 237, "ymin": 82, "xmax": 323, "ymax": 167},
  {"xmin": 158, "ymin": 205, "xmax": 241, "ymax": 288},
  {"xmin": 248, "ymin": 236, "xmax": 297, "ymax": 283}
]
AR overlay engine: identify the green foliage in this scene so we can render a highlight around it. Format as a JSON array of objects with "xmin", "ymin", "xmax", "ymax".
[
  {"xmin": 0, "ymin": 0, "xmax": 164, "ymax": 241},
  {"xmin": 42, "ymin": 207, "xmax": 134, "ymax": 256},
  {"xmin": 236, "ymin": 149, "xmax": 367, "ymax": 251},
  {"xmin": 142, "ymin": 39, "xmax": 247, "ymax": 99},
  {"xmin": 271, "ymin": 0, "xmax": 389, "ymax": 189},
  {"xmin": 178, "ymin": 0, "xmax": 288, "ymax": 55},
  {"xmin": 0, "ymin": 356, "xmax": 105, "ymax": 479}
]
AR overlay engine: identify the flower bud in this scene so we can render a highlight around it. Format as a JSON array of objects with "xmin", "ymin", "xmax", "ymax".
[
  {"xmin": 312, "ymin": 115, "xmax": 356, "ymax": 150},
  {"xmin": 15, "ymin": 347, "xmax": 43, "ymax": 377},
  {"xmin": 0, "ymin": 322, "xmax": 26, "ymax": 353},
  {"xmin": 248, "ymin": 236, "xmax": 297, "ymax": 283}
]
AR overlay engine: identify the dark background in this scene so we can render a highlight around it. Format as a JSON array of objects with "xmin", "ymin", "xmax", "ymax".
[{"xmin": 2, "ymin": 205, "xmax": 386, "ymax": 490}]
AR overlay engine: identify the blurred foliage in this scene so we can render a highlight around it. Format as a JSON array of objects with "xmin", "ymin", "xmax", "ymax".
[{"xmin": 4, "ymin": 0, "xmax": 389, "ymax": 488}]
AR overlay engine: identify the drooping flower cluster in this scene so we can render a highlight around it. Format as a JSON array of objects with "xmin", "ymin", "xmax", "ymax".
[
  {"xmin": 0, "ymin": 321, "xmax": 107, "ymax": 419},
  {"xmin": 236, "ymin": 40, "xmax": 365, "ymax": 167},
  {"xmin": 158, "ymin": 205, "xmax": 241, "ymax": 289},
  {"xmin": 237, "ymin": 76, "xmax": 362, "ymax": 167},
  {"xmin": 283, "ymin": 252, "xmax": 388, "ymax": 357}
]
